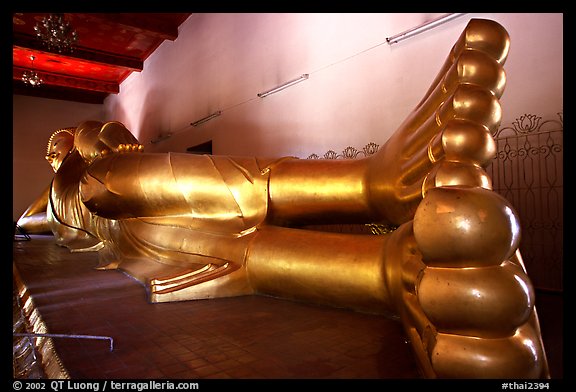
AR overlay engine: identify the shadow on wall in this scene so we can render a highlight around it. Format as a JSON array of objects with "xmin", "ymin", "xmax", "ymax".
[
  {"xmin": 212, "ymin": 118, "xmax": 310, "ymax": 157},
  {"xmin": 105, "ymin": 100, "xmax": 127, "ymax": 136},
  {"xmin": 134, "ymin": 98, "xmax": 320, "ymax": 157},
  {"xmin": 112, "ymin": 86, "xmax": 386, "ymax": 158},
  {"xmin": 120, "ymin": 86, "xmax": 173, "ymax": 148}
]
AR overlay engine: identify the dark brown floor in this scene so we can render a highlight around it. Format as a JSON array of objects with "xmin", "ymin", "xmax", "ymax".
[{"xmin": 13, "ymin": 235, "xmax": 563, "ymax": 380}]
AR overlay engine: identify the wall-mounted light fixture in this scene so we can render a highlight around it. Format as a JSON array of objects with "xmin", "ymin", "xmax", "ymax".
[
  {"xmin": 386, "ymin": 13, "xmax": 466, "ymax": 45},
  {"xmin": 191, "ymin": 111, "xmax": 222, "ymax": 127},
  {"xmin": 257, "ymin": 74, "xmax": 309, "ymax": 98},
  {"xmin": 150, "ymin": 133, "xmax": 172, "ymax": 144}
]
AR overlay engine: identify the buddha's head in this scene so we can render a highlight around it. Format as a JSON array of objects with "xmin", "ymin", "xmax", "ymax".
[{"xmin": 46, "ymin": 128, "xmax": 75, "ymax": 172}]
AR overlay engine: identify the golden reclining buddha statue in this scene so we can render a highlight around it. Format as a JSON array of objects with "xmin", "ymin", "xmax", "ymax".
[{"xmin": 18, "ymin": 18, "xmax": 550, "ymax": 378}]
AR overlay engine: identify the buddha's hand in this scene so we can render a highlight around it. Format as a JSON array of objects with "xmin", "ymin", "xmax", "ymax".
[
  {"xmin": 385, "ymin": 186, "xmax": 548, "ymax": 378},
  {"xmin": 75, "ymin": 121, "xmax": 144, "ymax": 163},
  {"xmin": 111, "ymin": 143, "xmax": 145, "ymax": 154},
  {"xmin": 95, "ymin": 121, "xmax": 144, "ymax": 156}
]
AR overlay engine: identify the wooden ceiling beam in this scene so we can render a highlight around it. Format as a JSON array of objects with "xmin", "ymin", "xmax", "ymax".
[
  {"xmin": 13, "ymin": 80, "xmax": 109, "ymax": 104},
  {"xmin": 84, "ymin": 13, "xmax": 187, "ymax": 41},
  {"xmin": 14, "ymin": 67, "xmax": 119, "ymax": 94},
  {"xmin": 13, "ymin": 33, "xmax": 143, "ymax": 72}
]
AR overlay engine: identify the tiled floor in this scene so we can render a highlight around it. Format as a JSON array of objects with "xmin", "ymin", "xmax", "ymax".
[
  {"xmin": 12, "ymin": 235, "xmax": 563, "ymax": 379},
  {"xmin": 12, "ymin": 235, "xmax": 420, "ymax": 379}
]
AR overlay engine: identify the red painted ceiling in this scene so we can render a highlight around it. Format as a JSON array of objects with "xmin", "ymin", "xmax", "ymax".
[{"xmin": 13, "ymin": 13, "xmax": 191, "ymax": 104}]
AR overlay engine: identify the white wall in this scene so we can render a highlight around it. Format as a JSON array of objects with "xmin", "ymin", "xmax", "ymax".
[
  {"xmin": 12, "ymin": 95, "xmax": 104, "ymax": 221},
  {"xmin": 104, "ymin": 13, "xmax": 563, "ymax": 159}
]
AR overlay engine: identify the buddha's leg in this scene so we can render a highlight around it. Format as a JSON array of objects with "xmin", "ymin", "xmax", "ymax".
[
  {"xmin": 80, "ymin": 153, "xmax": 270, "ymax": 229},
  {"xmin": 247, "ymin": 185, "xmax": 549, "ymax": 378},
  {"xmin": 82, "ymin": 150, "xmax": 378, "ymax": 226},
  {"xmin": 339, "ymin": 19, "xmax": 548, "ymax": 377},
  {"xmin": 266, "ymin": 158, "xmax": 377, "ymax": 225},
  {"xmin": 79, "ymin": 151, "xmax": 385, "ymax": 303},
  {"xmin": 246, "ymin": 225, "xmax": 393, "ymax": 315},
  {"xmin": 16, "ymin": 184, "xmax": 51, "ymax": 234},
  {"xmin": 267, "ymin": 20, "xmax": 511, "ymax": 227}
]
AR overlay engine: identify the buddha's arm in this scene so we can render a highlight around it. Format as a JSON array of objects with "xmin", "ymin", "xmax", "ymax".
[{"xmin": 16, "ymin": 184, "xmax": 51, "ymax": 233}]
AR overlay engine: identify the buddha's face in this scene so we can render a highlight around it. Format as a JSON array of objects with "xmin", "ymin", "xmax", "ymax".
[{"xmin": 46, "ymin": 133, "xmax": 74, "ymax": 172}]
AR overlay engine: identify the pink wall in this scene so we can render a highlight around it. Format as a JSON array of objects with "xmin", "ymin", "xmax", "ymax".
[
  {"xmin": 13, "ymin": 13, "xmax": 563, "ymax": 221},
  {"xmin": 104, "ymin": 13, "xmax": 563, "ymax": 158}
]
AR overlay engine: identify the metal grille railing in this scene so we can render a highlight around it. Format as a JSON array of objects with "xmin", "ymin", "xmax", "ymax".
[
  {"xmin": 486, "ymin": 113, "xmax": 563, "ymax": 292},
  {"xmin": 305, "ymin": 113, "xmax": 563, "ymax": 291}
]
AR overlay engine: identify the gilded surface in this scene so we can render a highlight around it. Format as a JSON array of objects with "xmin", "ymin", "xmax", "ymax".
[{"xmin": 18, "ymin": 19, "xmax": 549, "ymax": 378}]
